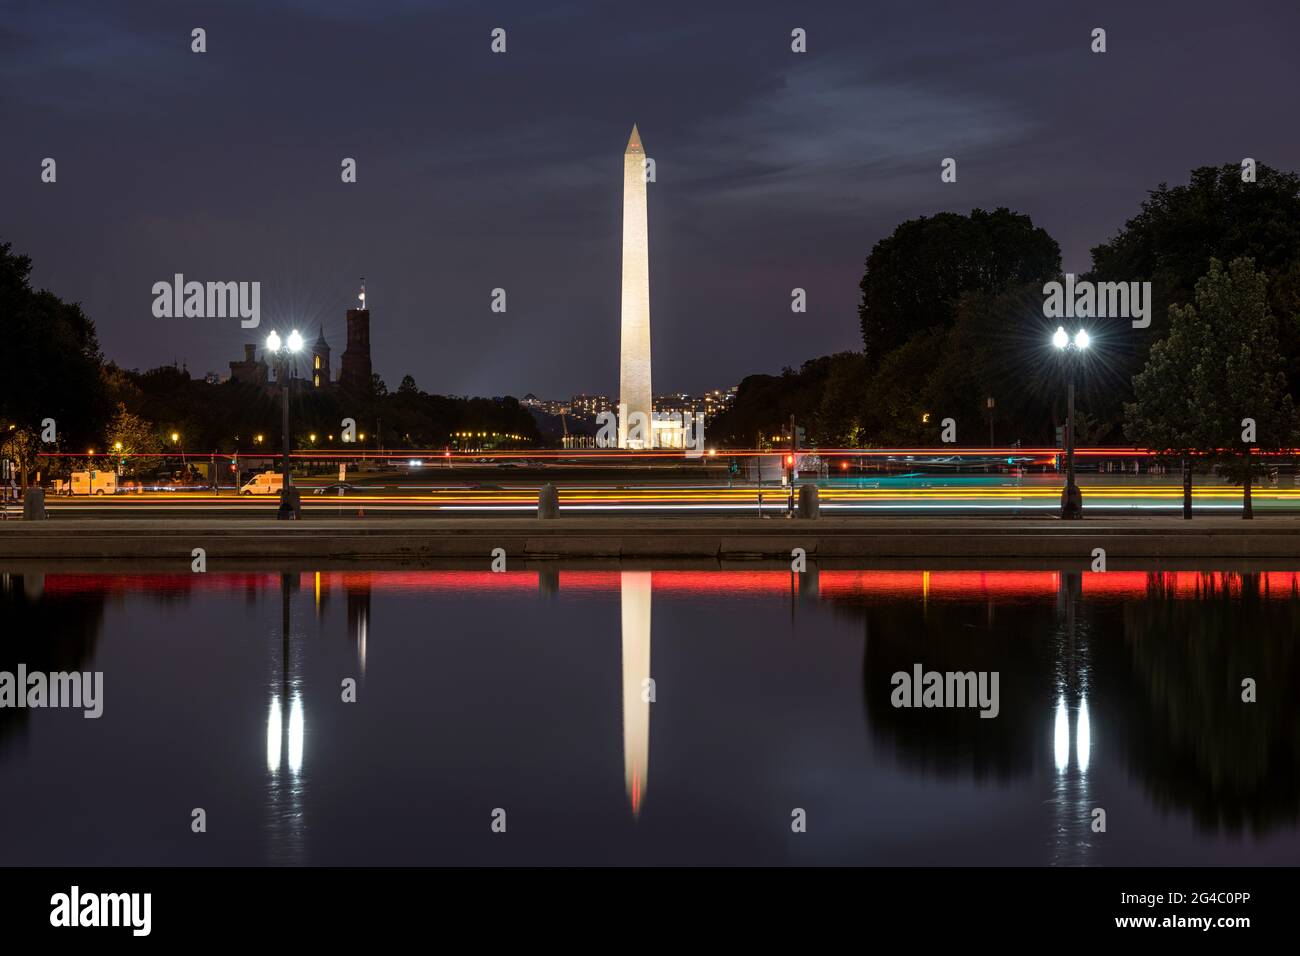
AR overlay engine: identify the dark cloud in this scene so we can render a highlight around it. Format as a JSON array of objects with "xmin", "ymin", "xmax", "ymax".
[{"xmin": 2, "ymin": 0, "xmax": 1297, "ymax": 396}]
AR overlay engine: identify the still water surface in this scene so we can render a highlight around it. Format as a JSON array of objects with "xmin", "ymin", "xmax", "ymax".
[{"xmin": 1, "ymin": 568, "xmax": 1297, "ymax": 866}]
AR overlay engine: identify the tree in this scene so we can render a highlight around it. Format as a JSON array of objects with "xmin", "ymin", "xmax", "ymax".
[
  {"xmin": 1126, "ymin": 258, "xmax": 1297, "ymax": 519},
  {"xmin": 1090, "ymin": 162, "xmax": 1300, "ymax": 397},
  {"xmin": 397, "ymin": 375, "xmax": 418, "ymax": 395},
  {"xmin": 105, "ymin": 403, "xmax": 163, "ymax": 476},
  {"xmin": 850, "ymin": 282, "xmax": 1069, "ymax": 448},
  {"xmin": 0, "ymin": 241, "xmax": 110, "ymax": 450},
  {"xmin": 813, "ymin": 353, "xmax": 870, "ymax": 446},
  {"xmin": 0, "ymin": 425, "xmax": 40, "ymax": 491},
  {"xmin": 858, "ymin": 208, "xmax": 1060, "ymax": 364},
  {"xmin": 709, "ymin": 357, "xmax": 842, "ymax": 447},
  {"xmin": 1124, "ymin": 282, "xmax": 1217, "ymax": 518}
]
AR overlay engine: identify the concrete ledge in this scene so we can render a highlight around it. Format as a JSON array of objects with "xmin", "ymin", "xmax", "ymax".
[
  {"xmin": 4, "ymin": 516, "xmax": 1300, "ymax": 561},
  {"xmin": 525, "ymin": 536, "xmax": 622, "ymax": 558}
]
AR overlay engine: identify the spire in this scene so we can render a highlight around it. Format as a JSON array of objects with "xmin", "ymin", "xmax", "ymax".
[
  {"xmin": 315, "ymin": 323, "xmax": 328, "ymax": 347},
  {"xmin": 625, "ymin": 124, "xmax": 643, "ymax": 154}
]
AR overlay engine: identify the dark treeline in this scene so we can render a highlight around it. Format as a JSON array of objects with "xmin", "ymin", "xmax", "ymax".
[
  {"xmin": 102, "ymin": 365, "xmax": 539, "ymax": 455},
  {"xmin": 6, "ymin": 161, "xmax": 1300, "ymax": 483},
  {"xmin": 0, "ymin": 243, "xmax": 537, "ymax": 484},
  {"xmin": 712, "ymin": 163, "xmax": 1300, "ymax": 455}
]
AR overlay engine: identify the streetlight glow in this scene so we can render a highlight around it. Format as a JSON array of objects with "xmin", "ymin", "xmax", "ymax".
[
  {"xmin": 1051, "ymin": 325, "xmax": 1088, "ymax": 519},
  {"xmin": 264, "ymin": 327, "xmax": 303, "ymax": 518}
]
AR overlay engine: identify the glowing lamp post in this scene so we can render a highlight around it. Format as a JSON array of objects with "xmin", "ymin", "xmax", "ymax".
[
  {"xmin": 1053, "ymin": 326, "xmax": 1090, "ymax": 519},
  {"xmin": 266, "ymin": 329, "xmax": 304, "ymax": 519}
]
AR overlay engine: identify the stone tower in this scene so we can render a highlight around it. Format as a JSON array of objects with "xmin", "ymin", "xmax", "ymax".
[{"xmin": 340, "ymin": 280, "xmax": 371, "ymax": 393}]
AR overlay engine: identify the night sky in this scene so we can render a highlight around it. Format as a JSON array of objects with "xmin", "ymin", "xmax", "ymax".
[{"xmin": 4, "ymin": 0, "xmax": 1298, "ymax": 398}]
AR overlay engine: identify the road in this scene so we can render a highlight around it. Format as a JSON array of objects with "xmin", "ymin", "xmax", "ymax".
[{"xmin": 19, "ymin": 473, "xmax": 1300, "ymax": 516}]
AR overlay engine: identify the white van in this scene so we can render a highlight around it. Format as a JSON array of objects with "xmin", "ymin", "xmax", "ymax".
[
  {"xmin": 240, "ymin": 472, "xmax": 284, "ymax": 495},
  {"xmin": 68, "ymin": 471, "xmax": 117, "ymax": 496}
]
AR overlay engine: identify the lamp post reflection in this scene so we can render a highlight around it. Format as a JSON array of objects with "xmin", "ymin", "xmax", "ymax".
[
  {"xmin": 266, "ymin": 572, "xmax": 306, "ymax": 863},
  {"xmin": 1050, "ymin": 569, "xmax": 1093, "ymax": 864}
]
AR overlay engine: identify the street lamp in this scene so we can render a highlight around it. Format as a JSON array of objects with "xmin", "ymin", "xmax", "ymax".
[
  {"xmin": 1053, "ymin": 326, "xmax": 1090, "ymax": 519},
  {"xmin": 266, "ymin": 328, "xmax": 304, "ymax": 519}
]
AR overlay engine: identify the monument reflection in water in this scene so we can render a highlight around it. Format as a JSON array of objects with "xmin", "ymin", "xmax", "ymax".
[{"xmin": 0, "ymin": 567, "xmax": 1297, "ymax": 865}]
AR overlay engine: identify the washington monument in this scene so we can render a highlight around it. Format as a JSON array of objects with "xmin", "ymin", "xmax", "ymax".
[{"xmin": 618, "ymin": 124, "xmax": 652, "ymax": 449}]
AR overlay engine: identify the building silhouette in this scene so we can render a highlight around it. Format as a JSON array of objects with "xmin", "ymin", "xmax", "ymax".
[
  {"xmin": 229, "ymin": 343, "xmax": 268, "ymax": 386},
  {"xmin": 340, "ymin": 279, "xmax": 372, "ymax": 394},
  {"xmin": 311, "ymin": 326, "xmax": 331, "ymax": 389}
]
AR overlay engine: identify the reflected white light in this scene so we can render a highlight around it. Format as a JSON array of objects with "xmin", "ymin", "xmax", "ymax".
[
  {"xmin": 1076, "ymin": 698, "xmax": 1091, "ymax": 772},
  {"xmin": 1074, "ymin": 329, "xmax": 1090, "ymax": 350},
  {"xmin": 1052, "ymin": 326, "xmax": 1069, "ymax": 350},
  {"xmin": 266, "ymin": 697, "xmax": 282, "ymax": 771},
  {"xmin": 265, "ymin": 330, "xmax": 282, "ymax": 353},
  {"xmin": 358, "ymin": 614, "xmax": 368, "ymax": 676},
  {"xmin": 288, "ymin": 696, "xmax": 305, "ymax": 774},
  {"xmin": 1053, "ymin": 697, "xmax": 1069, "ymax": 772}
]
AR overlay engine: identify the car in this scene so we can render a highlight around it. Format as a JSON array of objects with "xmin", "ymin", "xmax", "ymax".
[{"xmin": 313, "ymin": 482, "xmax": 360, "ymax": 495}]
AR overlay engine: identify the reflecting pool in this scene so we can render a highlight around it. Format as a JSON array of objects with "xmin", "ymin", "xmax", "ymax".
[{"xmin": 1, "ymin": 568, "xmax": 1297, "ymax": 865}]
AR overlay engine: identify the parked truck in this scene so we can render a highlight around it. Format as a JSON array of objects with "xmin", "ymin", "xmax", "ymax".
[{"xmin": 56, "ymin": 471, "xmax": 118, "ymax": 495}]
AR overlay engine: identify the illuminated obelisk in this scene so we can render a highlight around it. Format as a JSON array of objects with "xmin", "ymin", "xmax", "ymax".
[
  {"xmin": 621, "ymin": 571, "xmax": 652, "ymax": 816},
  {"xmin": 618, "ymin": 124, "xmax": 653, "ymax": 449}
]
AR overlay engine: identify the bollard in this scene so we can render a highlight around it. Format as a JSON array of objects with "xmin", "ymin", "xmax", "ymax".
[
  {"xmin": 539, "ymin": 568, "xmax": 559, "ymax": 596},
  {"xmin": 538, "ymin": 483, "xmax": 560, "ymax": 519},
  {"xmin": 277, "ymin": 487, "xmax": 302, "ymax": 520},
  {"xmin": 23, "ymin": 487, "xmax": 47, "ymax": 521},
  {"xmin": 798, "ymin": 484, "xmax": 820, "ymax": 519}
]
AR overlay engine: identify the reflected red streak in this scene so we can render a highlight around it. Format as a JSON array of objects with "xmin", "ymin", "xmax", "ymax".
[
  {"xmin": 34, "ymin": 570, "xmax": 1300, "ymax": 600},
  {"xmin": 41, "ymin": 573, "xmax": 281, "ymax": 595}
]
